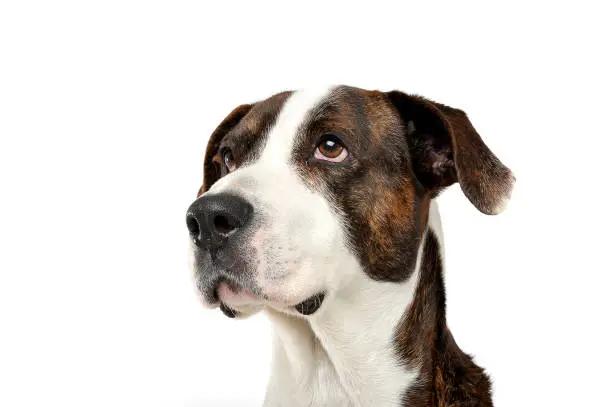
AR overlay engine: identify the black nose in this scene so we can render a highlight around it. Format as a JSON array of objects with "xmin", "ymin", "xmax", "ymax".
[{"xmin": 186, "ymin": 193, "xmax": 253, "ymax": 249}]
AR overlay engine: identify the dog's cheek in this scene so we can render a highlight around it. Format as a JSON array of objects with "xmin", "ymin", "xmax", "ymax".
[
  {"xmin": 251, "ymin": 225, "xmax": 337, "ymax": 305},
  {"xmin": 341, "ymin": 172, "xmax": 422, "ymax": 282}
]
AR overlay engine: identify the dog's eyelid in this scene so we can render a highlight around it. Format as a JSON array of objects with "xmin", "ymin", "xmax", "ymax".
[{"xmin": 315, "ymin": 131, "xmax": 346, "ymax": 146}]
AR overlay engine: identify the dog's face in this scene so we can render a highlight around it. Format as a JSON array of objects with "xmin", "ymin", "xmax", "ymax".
[{"xmin": 187, "ymin": 86, "xmax": 514, "ymax": 318}]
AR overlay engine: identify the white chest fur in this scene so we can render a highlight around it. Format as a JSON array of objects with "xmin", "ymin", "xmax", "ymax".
[{"xmin": 263, "ymin": 277, "xmax": 422, "ymax": 406}]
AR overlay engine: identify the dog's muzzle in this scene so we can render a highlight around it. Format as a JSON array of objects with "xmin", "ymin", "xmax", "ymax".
[
  {"xmin": 187, "ymin": 193, "xmax": 256, "ymax": 312},
  {"xmin": 187, "ymin": 193, "xmax": 327, "ymax": 318}
]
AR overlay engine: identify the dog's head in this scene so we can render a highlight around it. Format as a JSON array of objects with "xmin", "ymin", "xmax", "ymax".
[{"xmin": 187, "ymin": 86, "xmax": 514, "ymax": 318}]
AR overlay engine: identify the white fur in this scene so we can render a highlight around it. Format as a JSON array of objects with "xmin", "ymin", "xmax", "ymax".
[
  {"xmin": 491, "ymin": 175, "xmax": 516, "ymax": 215},
  {"xmin": 428, "ymin": 200, "xmax": 445, "ymax": 270},
  {"xmin": 260, "ymin": 86, "xmax": 333, "ymax": 165}
]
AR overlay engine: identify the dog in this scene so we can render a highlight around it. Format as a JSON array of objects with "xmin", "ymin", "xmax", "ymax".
[{"xmin": 186, "ymin": 86, "xmax": 514, "ymax": 406}]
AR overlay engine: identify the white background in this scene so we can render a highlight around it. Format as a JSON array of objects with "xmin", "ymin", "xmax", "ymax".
[{"xmin": 1, "ymin": 1, "xmax": 610, "ymax": 406}]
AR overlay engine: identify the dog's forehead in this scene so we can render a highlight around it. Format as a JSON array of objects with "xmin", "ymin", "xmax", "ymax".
[
  {"xmin": 240, "ymin": 90, "xmax": 293, "ymax": 135},
  {"xmin": 326, "ymin": 86, "xmax": 401, "ymax": 140},
  {"xmin": 228, "ymin": 86, "xmax": 402, "ymax": 164},
  {"xmin": 261, "ymin": 86, "xmax": 334, "ymax": 162}
]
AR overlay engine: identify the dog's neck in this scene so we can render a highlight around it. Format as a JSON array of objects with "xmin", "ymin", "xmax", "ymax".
[{"xmin": 263, "ymin": 202, "xmax": 444, "ymax": 407}]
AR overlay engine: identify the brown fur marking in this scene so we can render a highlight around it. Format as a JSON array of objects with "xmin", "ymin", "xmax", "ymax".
[{"xmin": 396, "ymin": 230, "xmax": 493, "ymax": 406}]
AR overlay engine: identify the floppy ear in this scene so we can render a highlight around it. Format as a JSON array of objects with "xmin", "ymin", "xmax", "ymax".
[
  {"xmin": 197, "ymin": 104, "xmax": 253, "ymax": 196},
  {"xmin": 387, "ymin": 91, "xmax": 515, "ymax": 215}
]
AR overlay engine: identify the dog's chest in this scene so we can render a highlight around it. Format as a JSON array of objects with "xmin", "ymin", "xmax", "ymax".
[{"xmin": 263, "ymin": 295, "xmax": 420, "ymax": 406}]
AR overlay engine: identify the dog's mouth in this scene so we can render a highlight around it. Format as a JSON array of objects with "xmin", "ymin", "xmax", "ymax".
[
  {"xmin": 213, "ymin": 279, "xmax": 259, "ymax": 317},
  {"xmin": 215, "ymin": 282, "xmax": 326, "ymax": 319},
  {"xmin": 219, "ymin": 302, "xmax": 239, "ymax": 318},
  {"xmin": 195, "ymin": 247, "xmax": 327, "ymax": 318},
  {"xmin": 294, "ymin": 292, "xmax": 326, "ymax": 315}
]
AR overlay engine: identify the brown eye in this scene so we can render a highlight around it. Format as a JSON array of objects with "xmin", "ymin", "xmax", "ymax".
[
  {"xmin": 222, "ymin": 149, "xmax": 236, "ymax": 172},
  {"xmin": 314, "ymin": 135, "xmax": 348, "ymax": 163}
]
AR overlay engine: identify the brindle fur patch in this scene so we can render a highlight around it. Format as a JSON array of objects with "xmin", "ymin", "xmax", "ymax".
[
  {"xmin": 396, "ymin": 231, "xmax": 493, "ymax": 406},
  {"xmin": 293, "ymin": 86, "xmax": 425, "ymax": 282}
]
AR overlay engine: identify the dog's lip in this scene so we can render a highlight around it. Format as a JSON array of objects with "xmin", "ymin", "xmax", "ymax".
[
  {"xmin": 294, "ymin": 292, "xmax": 326, "ymax": 315},
  {"xmin": 219, "ymin": 302, "xmax": 238, "ymax": 318},
  {"xmin": 214, "ymin": 280, "xmax": 260, "ymax": 318},
  {"xmin": 209, "ymin": 277, "xmax": 325, "ymax": 317},
  {"xmin": 216, "ymin": 280, "xmax": 258, "ymax": 300}
]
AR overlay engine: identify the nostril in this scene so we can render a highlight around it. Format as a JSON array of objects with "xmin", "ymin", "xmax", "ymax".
[
  {"xmin": 186, "ymin": 214, "xmax": 200, "ymax": 238},
  {"xmin": 187, "ymin": 194, "xmax": 252, "ymax": 245},
  {"xmin": 213, "ymin": 214, "xmax": 237, "ymax": 236}
]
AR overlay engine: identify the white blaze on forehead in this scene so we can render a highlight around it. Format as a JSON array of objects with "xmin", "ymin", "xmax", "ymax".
[
  {"xmin": 208, "ymin": 86, "xmax": 335, "ymax": 195},
  {"xmin": 261, "ymin": 86, "xmax": 334, "ymax": 164}
]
